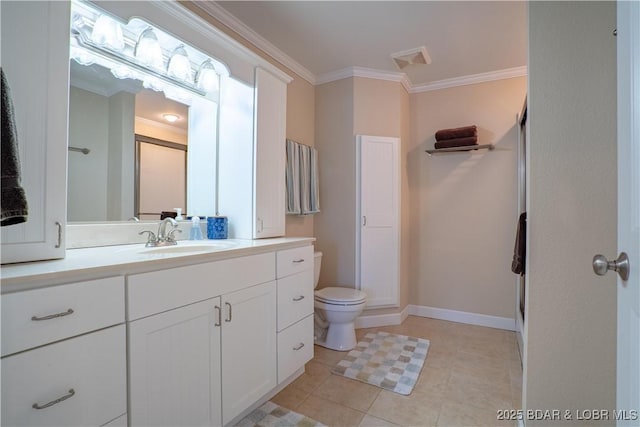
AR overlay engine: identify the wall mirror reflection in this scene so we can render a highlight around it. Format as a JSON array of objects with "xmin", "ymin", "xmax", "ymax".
[{"xmin": 67, "ymin": 0, "xmax": 227, "ymax": 222}]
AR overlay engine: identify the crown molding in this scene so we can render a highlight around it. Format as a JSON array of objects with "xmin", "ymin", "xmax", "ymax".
[
  {"xmin": 316, "ymin": 66, "xmax": 412, "ymax": 92},
  {"xmin": 194, "ymin": 1, "xmax": 316, "ymax": 85},
  {"xmin": 410, "ymin": 65, "xmax": 528, "ymax": 93},
  {"xmin": 190, "ymin": 2, "xmax": 526, "ymax": 92}
]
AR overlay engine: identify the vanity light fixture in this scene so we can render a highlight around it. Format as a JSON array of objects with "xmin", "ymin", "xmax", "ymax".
[
  {"xmin": 163, "ymin": 113, "xmax": 180, "ymax": 123},
  {"xmin": 70, "ymin": 0, "xmax": 229, "ymax": 100},
  {"xmin": 167, "ymin": 45, "xmax": 193, "ymax": 84}
]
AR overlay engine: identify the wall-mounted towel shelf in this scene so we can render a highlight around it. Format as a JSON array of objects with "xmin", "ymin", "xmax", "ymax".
[{"xmin": 425, "ymin": 144, "xmax": 494, "ymax": 156}]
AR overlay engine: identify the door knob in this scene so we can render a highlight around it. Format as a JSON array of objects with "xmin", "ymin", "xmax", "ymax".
[{"xmin": 592, "ymin": 252, "xmax": 630, "ymax": 281}]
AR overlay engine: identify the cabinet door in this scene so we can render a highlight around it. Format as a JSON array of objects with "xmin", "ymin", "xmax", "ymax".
[
  {"xmin": 221, "ymin": 281, "xmax": 277, "ymax": 424},
  {"xmin": 253, "ymin": 68, "xmax": 286, "ymax": 238},
  {"xmin": 129, "ymin": 298, "xmax": 222, "ymax": 426},
  {"xmin": 0, "ymin": 1, "xmax": 69, "ymax": 263},
  {"xmin": 357, "ymin": 135, "xmax": 400, "ymax": 308},
  {"xmin": 1, "ymin": 325, "xmax": 126, "ymax": 427}
]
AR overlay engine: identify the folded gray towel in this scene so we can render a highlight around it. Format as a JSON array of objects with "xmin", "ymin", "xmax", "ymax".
[{"xmin": 1, "ymin": 68, "xmax": 29, "ymax": 226}]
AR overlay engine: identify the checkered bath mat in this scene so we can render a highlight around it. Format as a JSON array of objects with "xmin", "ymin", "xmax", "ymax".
[
  {"xmin": 235, "ymin": 401, "xmax": 326, "ymax": 427},
  {"xmin": 331, "ymin": 331, "xmax": 430, "ymax": 395}
]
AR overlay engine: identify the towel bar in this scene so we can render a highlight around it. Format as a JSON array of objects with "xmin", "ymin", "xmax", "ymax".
[{"xmin": 425, "ymin": 143, "xmax": 494, "ymax": 156}]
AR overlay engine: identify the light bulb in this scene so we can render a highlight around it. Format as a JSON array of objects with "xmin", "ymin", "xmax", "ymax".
[
  {"xmin": 167, "ymin": 45, "xmax": 193, "ymax": 84},
  {"xmin": 196, "ymin": 60, "xmax": 219, "ymax": 93},
  {"xmin": 135, "ymin": 28, "xmax": 164, "ymax": 71},
  {"xmin": 91, "ymin": 14, "xmax": 124, "ymax": 51}
]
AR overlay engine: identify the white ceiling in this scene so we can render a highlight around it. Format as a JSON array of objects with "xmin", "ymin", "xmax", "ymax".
[{"xmin": 211, "ymin": 1, "xmax": 528, "ymax": 87}]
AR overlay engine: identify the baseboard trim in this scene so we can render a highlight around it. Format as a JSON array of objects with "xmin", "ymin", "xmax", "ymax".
[
  {"xmin": 355, "ymin": 305, "xmax": 409, "ymax": 329},
  {"xmin": 408, "ymin": 305, "xmax": 516, "ymax": 331}
]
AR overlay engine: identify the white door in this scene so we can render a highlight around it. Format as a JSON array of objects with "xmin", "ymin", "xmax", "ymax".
[
  {"xmin": 128, "ymin": 298, "xmax": 222, "ymax": 426},
  {"xmin": 221, "ymin": 281, "xmax": 277, "ymax": 424},
  {"xmin": 616, "ymin": 1, "xmax": 640, "ymax": 423},
  {"xmin": 356, "ymin": 135, "xmax": 400, "ymax": 308}
]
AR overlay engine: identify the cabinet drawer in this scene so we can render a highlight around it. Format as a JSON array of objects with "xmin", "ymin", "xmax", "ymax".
[
  {"xmin": 277, "ymin": 269, "xmax": 314, "ymax": 332},
  {"xmin": 1, "ymin": 325, "xmax": 127, "ymax": 427},
  {"xmin": 276, "ymin": 246, "xmax": 313, "ymax": 278},
  {"xmin": 277, "ymin": 315, "xmax": 314, "ymax": 384},
  {"xmin": 128, "ymin": 252, "xmax": 275, "ymax": 321},
  {"xmin": 1, "ymin": 277, "xmax": 124, "ymax": 357}
]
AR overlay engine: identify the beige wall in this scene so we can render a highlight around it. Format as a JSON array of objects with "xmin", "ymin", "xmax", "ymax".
[
  {"xmin": 183, "ymin": 2, "xmax": 315, "ymax": 238},
  {"xmin": 284, "ymin": 74, "xmax": 316, "ymax": 237},
  {"xmin": 354, "ymin": 78, "xmax": 411, "ymax": 310},
  {"xmin": 314, "ymin": 78, "xmax": 355, "ymax": 286},
  {"xmin": 525, "ymin": 1, "xmax": 617, "ymax": 421},
  {"xmin": 314, "ymin": 77, "xmax": 411, "ymax": 311},
  {"xmin": 409, "ymin": 77, "xmax": 526, "ymax": 319}
]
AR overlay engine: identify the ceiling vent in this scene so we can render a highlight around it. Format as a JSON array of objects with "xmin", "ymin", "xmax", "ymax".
[{"xmin": 391, "ymin": 46, "xmax": 431, "ymax": 70}]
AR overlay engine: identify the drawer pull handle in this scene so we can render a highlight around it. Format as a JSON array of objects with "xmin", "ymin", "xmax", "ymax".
[
  {"xmin": 225, "ymin": 302, "xmax": 232, "ymax": 322},
  {"xmin": 32, "ymin": 388, "xmax": 75, "ymax": 410},
  {"xmin": 31, "ymin": 308, "xmax": 74, "ymax": 321},
  {"xmin": 292, "ymin": 295, "xmax": 305, "ymax": 302},
  {"xmin": 292, "ymin": 259, "xmax": 305, "ymax": 263},
  {"xmin": 293, "ymin": 343, "xmax": 305, "ymax": 351},
  {"xmin": 214, "ymin": 305, "xmax": 221, "ymax": 327}
]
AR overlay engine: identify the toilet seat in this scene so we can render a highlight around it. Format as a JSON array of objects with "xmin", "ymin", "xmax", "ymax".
[{"xmin": 314, "ymin": 287, "xmax": 366, "ymax": 306}]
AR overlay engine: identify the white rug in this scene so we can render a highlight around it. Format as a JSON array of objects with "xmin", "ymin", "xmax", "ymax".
[
  {"xmin": 235, "ymin": 401, "xmax": 326, "ymax": 427},
  {"xmin": 332, "ymin": 331, "xmax": 430, "ymax": 395}
]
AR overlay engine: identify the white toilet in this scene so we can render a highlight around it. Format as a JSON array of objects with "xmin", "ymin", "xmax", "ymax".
[{"xmin": 313, "ymin": 251, "xmax": 366, "ymax": 351}]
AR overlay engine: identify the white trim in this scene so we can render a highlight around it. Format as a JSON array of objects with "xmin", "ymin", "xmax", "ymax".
[
  {"xmin": 192, "ymin": 1, "xmax": 314, "ymax": 84},
  {"xmin": 410, "ymin": 66, "xmax": 528, "ymax": 93},
  {"xmin": 316, "ymin": 66, "xmax": 412, "ymax": 92},
  {"xmin": 180, "ymin": 1, "xmax": 527, "ymax": 91},
  {"xmin": 355, "ymin": 305, "xmax": 409, "ymax": 329},
  {"xmin": 408, "ymin": 304, "xmax": 516, "ymax": 331}
]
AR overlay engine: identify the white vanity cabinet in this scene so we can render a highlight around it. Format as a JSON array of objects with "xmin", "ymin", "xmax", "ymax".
[
  {"xmin": 0, "ymin": 1, "xmax": 69, "ymax": 264},
  {"xmin": 0, "ymin": 277, "xmax": 127, "ymax": 426},
  {"xmin": 127, "ymin": 252, "xmax": 277, "ymax": 426},
  {"xmin": 128, "ymin": 297, "xmax": 223, "ymax": 426},
  {"xmin": 275, "ymin": 246, "xmax": 315, "ymax": 383}
]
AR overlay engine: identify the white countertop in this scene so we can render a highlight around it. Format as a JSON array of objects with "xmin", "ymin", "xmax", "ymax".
[{"xmin": 0, "ymin": 237, "xmax": 315, "ymax": 293}]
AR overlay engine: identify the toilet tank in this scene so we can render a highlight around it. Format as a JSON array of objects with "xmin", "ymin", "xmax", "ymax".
[{"xmin": 313, "ymin": 251, "xmax": 322, "ymax": 289}]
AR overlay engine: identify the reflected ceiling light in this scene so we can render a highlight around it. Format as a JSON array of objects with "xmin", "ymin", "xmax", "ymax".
[
  {"xmin": 196, "ymin": 60, "xmax": 219, "ymax": 93},
  {"xmin": 167, "ymin": 45, "xmax": 193, "ymax": 84},
  {"xmin": 91, "ymin": 14, "xmax": 124, "ymax": 51},
  {"xmin": 135, "ymin": 27, "xmax": 164, "ymax": 71},
  {"xmin": 163, "ymin": 114, "xmax": 180, "ymax": 123}
]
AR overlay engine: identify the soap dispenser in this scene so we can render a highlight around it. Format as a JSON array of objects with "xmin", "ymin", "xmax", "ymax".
[
  {"xmin": 174, "ymin": 208, "xmax": 183, "ymax": 221},
  {"xmin": 189, "ymin": 216, "xmax": 203, "ymax": 240}
]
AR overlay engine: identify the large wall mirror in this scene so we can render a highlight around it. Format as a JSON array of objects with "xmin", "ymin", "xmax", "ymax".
[{"xmin": 67, "ymin": 0, "xmax": 248, "ymax": 223}]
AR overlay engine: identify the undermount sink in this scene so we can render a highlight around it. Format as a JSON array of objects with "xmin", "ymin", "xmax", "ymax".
[{"xmin": 137, "ymin": 241, "xmax": 237, "ymax": 255}]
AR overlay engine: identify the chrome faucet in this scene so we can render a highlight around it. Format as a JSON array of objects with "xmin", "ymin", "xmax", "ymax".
[{"xmin": 139, "ymin": 217, "xmax": 181, "ymax": 247}]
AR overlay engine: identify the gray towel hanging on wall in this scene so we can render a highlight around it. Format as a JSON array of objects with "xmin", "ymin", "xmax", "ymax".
[{"xmin": 1, "ymin": 67, "xmax": 29, "ymax": 227}]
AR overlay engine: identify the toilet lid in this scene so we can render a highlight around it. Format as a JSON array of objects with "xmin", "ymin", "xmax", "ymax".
[{"xmin": 315, "ymin": 287, "xmax": 366, "ymax": 304}]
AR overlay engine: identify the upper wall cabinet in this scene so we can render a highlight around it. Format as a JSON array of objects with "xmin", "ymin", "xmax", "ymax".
[
  {"xmin": 253, "ymin": 68, "xmax": 287, "ymax": 238},
  {"xmin": 218, "ymin": 67, "xmax": 288, "ymax": 239},
  {"xmin": 0, "ymin": 2, "xmax": 70, "ymax": 264}
]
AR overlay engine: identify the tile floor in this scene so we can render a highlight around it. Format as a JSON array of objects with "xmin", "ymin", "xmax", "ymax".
[{"xmin": 272, "ymin": 315, "xmax": 522, "ymax": 427}]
